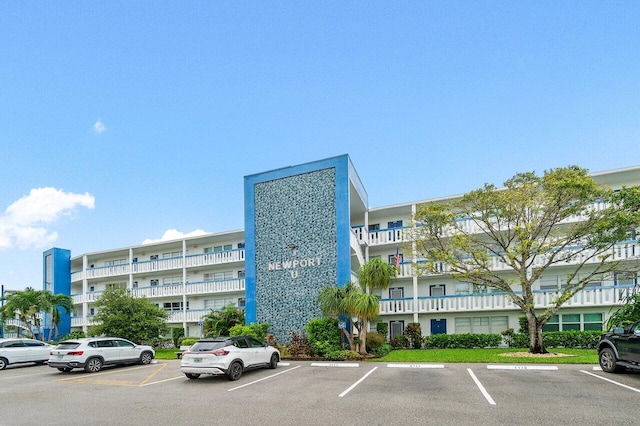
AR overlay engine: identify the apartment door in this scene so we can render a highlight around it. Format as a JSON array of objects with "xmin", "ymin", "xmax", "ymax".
[
  {"xmin": 431, "ymin": 319, "xmax": 447, "ymax": 335},
  {"xmin": 390, "ymin": 321, "xmax": 404, "ymax": 340}
]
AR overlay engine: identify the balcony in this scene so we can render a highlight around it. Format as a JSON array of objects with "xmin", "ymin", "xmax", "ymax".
[
  {"xmin": 71, "ymin": 249, "xmax": 246, "ymax": 282},
  {"xmin": 378, "ymin": 284, "xmax": 635, "ymax": 315},
  {"xmin": 70, "ymin": 279, "xmax": 245, "ymax": 305},
  {"xmin": 352, "ymin": 225, "xmax": 406, "ymax": 247}
]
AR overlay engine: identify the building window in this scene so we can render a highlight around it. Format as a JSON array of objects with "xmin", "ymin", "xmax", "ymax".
[
  {"xmin": 238, "ymin": 270, "xmax": 245, "ymax": 278},
  {"xmin": 204, "ymin": 298, "xmax": 234, "ymax": 310},
  {"xmin": 150, "ymin": 255, "xmax": 158, "ymax": 261},
  {"xmin": 163, "ymin": 301, "xmax": 189, "ymax": 312},
  {"xmin": 163, "ymin": 277, "xmax": 182, "ymax": 286},
  {"xmin": 89, "ymin": 308, "xmax": 95, "ymax": 316},
  {"xmin": 368, "ymin": 223, "xmax": 380, "ymax": 231},
  {"xmin": 163, "ymin": 251, "xmax": 182, "ymax": 258},
  {"xmin": 455, "ymin": 316, "xmax": 508, "ymax": 334},
  {"xmin": 238, "ymin": 242, "xmax": 245, "ymax": 249},
  {"xmin": 237, "ymin": 298, "xmax": 246, "ymax": 308},
  {"xmin": 539, "ymin": 275, "xmax": 561, "ymax": 291},
  {"xmin": 105, "ymin": 259, "xmax": 127, "ymax": 266},
  {"xmin": 615, "ymin": 272, "xmax": 636, "ymax": 286},
  {"xmin": 150, "ymin": 279, "xmax": 159, "ymax": 286},
  {"xmin": 542, "ymin": 313, "xmax": 603, "ymax": 331}
]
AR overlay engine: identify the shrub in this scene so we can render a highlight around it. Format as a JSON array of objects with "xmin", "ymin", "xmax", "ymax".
[
  {"xmin": 366, "ymin": 332, "xmax": 385, "ymax": 353},
  {"xmin": 285, "ymin": 330, "xmax": 314, "ymax": 357},
  {"xmin": 180, "ymin": 337, "xmax": 199, "ymax": 347},
  {"xmin": 229, "ymin": 322, "xmax": 270, "ymax": 341},
  {"xmin": 376, "ymin": 322, "xmax": 389, "ymax": 339},
  {"xmin": 405, "ymin": 323, "xmax": 423, "ymax": 349},
  {"xmin": 324, "ymin": 350, "xmax": 360, "ymax": 361},
  {"xmin": 507, "ymin": 330, "xmax": 601, "ymax": 349},
  {"xmin": 61, "ymin": 330, "xmax": 86, "ymax": 341},
  {"xmin": 423, "ymin": 333, "xmax": 502, "ymax": 349},
  {"xmin": 305, "ymin": 318, "xmax": 342, "ymax": 356},
  {"xmin": 372, "ymin": 343, "xmax": 392, "ymax": 357},
  {"xmin": 171, "ymin": 327, "xmax": 185, "ymax": 348},
  {"xmin": 390, "ymin": 335, "xmax": 409, "ymax": 349}
]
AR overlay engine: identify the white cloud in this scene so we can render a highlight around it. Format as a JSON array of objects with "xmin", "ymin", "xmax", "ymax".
[
  {"xmin": 93, "ymin": 118, "xmax": 106, "ymax": 133},
  {"xmin": 0, "ymin": 188, "xmax": 95, "ymax": 250},
  {"xmin": 142, "ymin": 229, "xmax": 209, "ymax": 245}
]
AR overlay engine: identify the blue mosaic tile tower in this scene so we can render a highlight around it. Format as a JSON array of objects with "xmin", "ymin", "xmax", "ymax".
[{"xmin": 244, "ymin": 155, "xmax": 366, "ymax": 343}]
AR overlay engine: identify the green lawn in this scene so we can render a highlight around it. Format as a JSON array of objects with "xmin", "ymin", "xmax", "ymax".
[
  {"xmin": 372, "ymin": 348, "xmax": 598, "ymax": 364},
  {"xmin": 155, "ymin": 347, "xmax": 599, "ymax": 364}
]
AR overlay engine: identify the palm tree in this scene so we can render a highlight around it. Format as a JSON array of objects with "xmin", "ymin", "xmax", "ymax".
[
  {"xmin": 43, "ymin": 293, "xmax": 74, "ymax": 340},
  {"xmin": 202, "ymin": 304, "xmax": 245, "ymax": 337},
  {"xmin": 317, "ymin": 258, "xmax": 397, "ymax": 354},
  {"xmin": 0, "ymin": 288, "xmax": 40, "ymax": 338}
]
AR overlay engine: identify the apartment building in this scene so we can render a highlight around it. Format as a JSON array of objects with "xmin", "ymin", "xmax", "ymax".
[{"xmin": 43, "ymin": 155, "xmax": 640, "ymax": 343}]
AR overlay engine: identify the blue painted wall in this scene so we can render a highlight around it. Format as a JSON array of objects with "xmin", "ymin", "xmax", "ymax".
[{"xmin": 43, "ymin": 248, "xmax": 71, "ymax": 340}]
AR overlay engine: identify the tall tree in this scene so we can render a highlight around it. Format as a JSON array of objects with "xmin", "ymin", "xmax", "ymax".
[
  {"xmin": 43, "ymin": 292, "xmax": 74, "ymax": 340},
  {"xmin": 90, "ymin": 288, "xmax": 168, "ymax": 344},
  {"xmin": 0, "ymin": 287, "xmax": 41, "ymax": 338},
  {"xmin": 411, "ymin": 166, "xmax": 640, "ymax": 353},
  {"xmin": 202, "ymin": 304, "xmax": 245, "ymax": 337},
  {"xmin": 317, "ymin": 258, "xmax": 397, "ymax": 354}
]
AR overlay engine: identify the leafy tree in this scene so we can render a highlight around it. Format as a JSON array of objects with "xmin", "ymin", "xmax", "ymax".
[
  {"xmin": 0, "ymin": 287, "xmax": 62, "ymax": 339},
  {"xmin": 89, "ymin": 288, "xmax": 168, "ymax": 344},
  {"xmin": 317, "ymin": 258, "xmax": 397, "ymax": 354},
  {"xmin": 606, "ymin": 287, "xmax": 640, "ymax": 329},
  {"xmin": 411, "ymin": 166, "xmax": 640, "ymax": 353},
  {"xmin": 202, "ymin": 304, "xmax": 244, "ymax": 337},
  {"xmin": 229, "ymin": 322, "xmax": 269, "ymax": 340}
]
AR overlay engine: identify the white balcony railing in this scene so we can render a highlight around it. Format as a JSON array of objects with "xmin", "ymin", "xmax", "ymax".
[
  {"xmin": 379, "ymin": 284, "xmax": 635, "ymax": 315},
  {"xmin": 71, "ymin": 249, "xmax": 246, "ymax": 282},
  {"xmin": 70, "ymin": 279, "xmax": 245, "ymax": 304}
]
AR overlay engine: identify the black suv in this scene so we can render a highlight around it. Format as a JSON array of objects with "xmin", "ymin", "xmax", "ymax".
[{"xmin": 598, "ymin": 320, "xmax": 640, "ymax": 373}]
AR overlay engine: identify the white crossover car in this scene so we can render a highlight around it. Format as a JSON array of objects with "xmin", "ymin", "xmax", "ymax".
[
  {"xmin": 0, "ymin": 338, "xmax": 52, "ymax": 370},
  {"xmin": 49, "ymin": 337, "xmax": 155, "ymax": 373},
  {"xmin": 180, "ymin": 336, "xmax": 280, "ymax": 381}
]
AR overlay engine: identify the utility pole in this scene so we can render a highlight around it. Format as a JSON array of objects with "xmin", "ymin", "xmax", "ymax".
[{"xmin": 1, "ymin": 284, "xmax": 4, "ymax": 338}]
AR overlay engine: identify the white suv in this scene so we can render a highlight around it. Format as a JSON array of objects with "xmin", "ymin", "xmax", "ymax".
[
  {"xmin": 49, "ymin": 337, "xmax": 155, "ymax": 373},
  {"xmin": 181, "ymin": 336, "xmax": 280, "ymax": 381}
]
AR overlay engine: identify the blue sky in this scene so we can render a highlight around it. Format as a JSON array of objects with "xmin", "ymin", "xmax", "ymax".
[{"xmin": 1, "ymin": 2, "xmax": 639, "ymax": 291}]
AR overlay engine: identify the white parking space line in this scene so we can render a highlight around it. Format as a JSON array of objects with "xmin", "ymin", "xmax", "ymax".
[
  {"xmin": 311, "ymin": 362, "xmax": 359, "ymax": 368},
  {"xmin": 467, "ymin": 368, "xmax": 496, "ymax": 406},
  {"xmin": 580, "ymin": 370, "xmax": 640, "ymax": 393},
  {"xmin": 593, "ymin": 366, "xmax": 602, "ymax": 370},
  {"xmin": 141, "ymin": 376, "xmax": 185, "ymax": 386},
  {"xmin": 487, "ymin": 365, "xmax": 558, "ymax": 370},
  {"xmin": 338, "ymin": 366, "xmax": 378, "ymax": 398},
  {"xmin": 228, "ymin": 365, "xmax": 301, "ymax": 392},
  {"xmin": 387, "ymin": 363, "xmax": 444, "ymax": 369}
]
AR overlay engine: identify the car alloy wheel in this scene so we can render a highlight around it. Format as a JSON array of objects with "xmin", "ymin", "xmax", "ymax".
[
  {"xmin": 599, "ymin": 348, "xmax": 623, "ymax": 373},
  {"xmin": 84, "ymin": 357, "xmax": 103, "ymax": 373},
  {"xmin": 140, "ymin": 352, "xmax": 153, "ymax": 365},
  {"xmin": 0, "ymin": 357, "xmax": 7, "ymax": 370},
  {"xmin": 227, "ymin": 361, "xmax": 243, "ymax": 381}
]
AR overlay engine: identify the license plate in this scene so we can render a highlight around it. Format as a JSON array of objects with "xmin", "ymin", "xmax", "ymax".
[
  {"xmin": 193, "ymin": 358, "xmax": 202, "ymax": 363},
  {"xmin": 57, "ymin": 354, "xmax": 63, "ymax": 359}
]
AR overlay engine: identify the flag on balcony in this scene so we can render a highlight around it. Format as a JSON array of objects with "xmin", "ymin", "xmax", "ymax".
[{"xmin": 394, "ymin": 245, "xmax": 401, "ymax": 269}]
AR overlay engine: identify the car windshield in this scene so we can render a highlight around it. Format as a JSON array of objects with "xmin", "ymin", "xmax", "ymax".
[
  {"xmin": 56, "ymin": 342, "xmax": 81, "ymax": 350},
  {"xmin": 190, "ymin": 341, "xmax": 228, "ymax": 352}
]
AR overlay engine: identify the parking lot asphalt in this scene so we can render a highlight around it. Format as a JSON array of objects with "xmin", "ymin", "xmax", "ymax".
[{"xmin": 0, "ymin": 360, "xmax": 638, "ymax": 426}]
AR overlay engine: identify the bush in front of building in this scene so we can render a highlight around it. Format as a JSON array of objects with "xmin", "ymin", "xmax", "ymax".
[
  {"xmin": 61, "ymin": 330, "xmax": 86, "ymax": 341},
  {"xmin": 405, "ymin": 322, "xmax": 423, "ymax": 349},
  {"xmin": 424, "ymin": 333, "xmax": 503, "ymax": 349},
  {"xmin": 506, "ymin": 330, "xmax": 601, "ymax": 349},
  {"xmin": 285, "ymin": 330, "xmax": 314, "ymax": 357},
  {"xmin": 180, "ymin": 337, "xmax": 199, "ymax": 347},
  {"xmin": 365, "ymin": 331, "xmax": 385, "ymax": 352},
  {"xmin": 323, "ymin": 349, "xmax": 360, "ymax": 361},
  {"xmin": 305, "ymin": 317, "xmax": 342, "ymax": 357},
  {"xmin": 229, "ymin": 322, "xmax": 270, "ymax": 341},
  {"xmin": 376, "ymin": 322, "xmax": 389, "ymax": 340}
]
